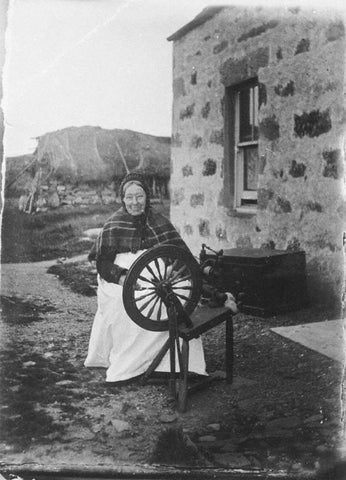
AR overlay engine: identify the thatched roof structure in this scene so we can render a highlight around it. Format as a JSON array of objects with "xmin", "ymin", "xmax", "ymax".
[
  {"xmin": 5, "ymin": 126, "xmax": 171, "ymax": 199},
  {"xmin": 34, "ymin": 126, "xmax": 170, "ymax": 184}
]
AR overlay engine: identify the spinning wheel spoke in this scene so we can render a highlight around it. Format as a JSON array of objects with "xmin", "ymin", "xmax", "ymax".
[
  {"xmin": 162, "ymin": 257, "xmax": 169, "ymax": 279},
  {"xmin": 145, "ymin": 263, "xmax": 160, "ymax": 283},
  {"xmin": 154, "ymin": 258, "xmax": 163, "ymax": 280},
  {"xmin": 170, "ymin": 273, "xmax": 192, "ymax": 286},
  {"xmin": 171, "ymin": 258, "xmax": 179, "ymax": 269},
  {"xmin": 138, "ymin": 275, "xmax": 156, "ymax": 285},
  {"xmin": 174, "ymin": 292, "xmax": 191, "ymax": 303},
  {"xmin": 172, "ymin": 285, "xmax": 193, "ymax": 291},
  {"xmin": 134, "ymin": 290, "xmax": 156, "ymax": 302},
  {"xmin": 165, "ymin": 259, "xmax": 179, "ymax": 281},
  {"xmin": 169, "ymin": 264, "xmax": 188, "ymax": 282},
  {"xmin": 138, "ymin": 295, "xmax": 158, "ymax": 313},
  {"xmin": 146, "ymin": 296, "xmax": 160, "ymax": 318}
]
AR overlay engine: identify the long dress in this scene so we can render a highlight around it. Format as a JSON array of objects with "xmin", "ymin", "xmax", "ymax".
[{"xmin": 84, "ymin": 249, "xmax": 207, "ymax": 382}]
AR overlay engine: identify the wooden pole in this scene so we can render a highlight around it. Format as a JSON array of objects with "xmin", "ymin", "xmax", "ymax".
[
  {"xmin": 115, "ymin": 140, "xmax": 130, "ymax": 174},
  {"xmin": 4, "ymin": 157, "xmax": 37, "ymax": 192}
]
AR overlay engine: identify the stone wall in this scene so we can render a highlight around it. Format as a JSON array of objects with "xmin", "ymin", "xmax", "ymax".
[
  {"xmin": 170, "ymin": 6, "xmax": 346, "ymax": 309},
  {"xmin": 32, "ymin": 183, "xmax": 116, "ymax": 211},
  {"xmin": 18, "ymin": 176, "xmax": 168, "ymax": 212}
]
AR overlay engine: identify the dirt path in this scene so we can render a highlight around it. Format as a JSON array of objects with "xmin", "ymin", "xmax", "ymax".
[
  {"xmin": 0, "ymin": 256, "xmax": 241, "ymax": 469},
  {"xmin": 1, "ymin": 254, "xmax": 91, "ymax": 311},
  {"xmin": 0, "ymin": 257, "xmax": 344, "ymax": 476}
]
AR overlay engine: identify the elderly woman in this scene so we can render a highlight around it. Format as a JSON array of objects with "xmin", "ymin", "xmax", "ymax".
[{"xmin": 84, "ymin": 172, "xmax": 206, "ymax": 382}]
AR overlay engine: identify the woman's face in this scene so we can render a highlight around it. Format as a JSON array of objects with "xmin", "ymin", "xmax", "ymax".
[{"xmin": 123, "ymin": 183, "xmax": 147, "ymax": 216}]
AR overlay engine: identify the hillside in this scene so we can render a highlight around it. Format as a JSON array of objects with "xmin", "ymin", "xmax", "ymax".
[{"xmin": 5, "ymin": 126, "xmax": 171, "ymax": 194}]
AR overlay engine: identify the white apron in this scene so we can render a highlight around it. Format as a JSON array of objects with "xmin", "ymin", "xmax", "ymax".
[{"xmin": 84, "ymin": 250, "xmax": 207, "ymax": 382}]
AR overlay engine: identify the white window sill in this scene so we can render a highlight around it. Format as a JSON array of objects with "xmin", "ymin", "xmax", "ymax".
[{"xmin": 235, "ymin": 206, "xmax": 257, "ymax": 215}]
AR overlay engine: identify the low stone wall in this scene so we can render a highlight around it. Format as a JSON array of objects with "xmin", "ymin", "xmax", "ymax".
[
  {"xmin": 19, "ymin": 181, "xmax": 167, "ymax": 212},
  {"xmin": 19, "ymin": 183, "xmax": 117, "ymax": 213},
  {"xmin": 55, "ymin": 184, "xmax": 116, "ymax": 207}
]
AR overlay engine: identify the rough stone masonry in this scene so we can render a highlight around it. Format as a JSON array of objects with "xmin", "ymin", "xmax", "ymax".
[{"xmin": 168, "ymin": 5, "xmax": 346, "ymax": 309}]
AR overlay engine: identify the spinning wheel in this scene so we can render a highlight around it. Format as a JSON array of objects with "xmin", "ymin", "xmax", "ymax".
[
  {"xmin": 123, "ymin": 245, "xmax": 202, "ymax": 332},
  {"xmin": 122, "ymin": 244, "xmax": 234, "ymax": 412}
]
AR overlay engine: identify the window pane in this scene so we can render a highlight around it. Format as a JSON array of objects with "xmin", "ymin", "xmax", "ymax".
[
  {"xmin": 239, "ymin": 89, "xmax": 252, "ymax": 142},
  {"xmin": 243, "ymin": 146, "xmax": 259, "ymax": 191},
  {"xmin": 239, "ymin": 86, "xmax": 259, "ymax": 142},
  {"xmin": 253, "ymin": 85, "xmax": 259, "ymax": 140}
]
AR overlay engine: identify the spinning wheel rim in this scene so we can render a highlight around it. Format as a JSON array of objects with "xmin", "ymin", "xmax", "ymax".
[{"xmin": 123, "ymin": 245, "xmax": 202, "ymax": 332}]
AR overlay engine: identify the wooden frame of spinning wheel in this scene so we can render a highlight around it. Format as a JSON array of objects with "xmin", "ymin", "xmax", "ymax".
[{"xmin": 123, "ymin": 245, "xmax": 234, "ymax": 412}]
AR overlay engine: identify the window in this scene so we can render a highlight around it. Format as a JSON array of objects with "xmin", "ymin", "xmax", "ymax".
[{"xmin": 234, "ymin": 80, "xmax": 259, "ymax": 209}]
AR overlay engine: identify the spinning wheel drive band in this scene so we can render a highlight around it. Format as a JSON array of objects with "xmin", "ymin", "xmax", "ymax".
[{"xmin": 123, "ymin": 245, "xmax": 202, "ymax": 332}]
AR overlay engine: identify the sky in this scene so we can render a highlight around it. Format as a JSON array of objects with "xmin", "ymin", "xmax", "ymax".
[{"xmin": 2, "ymin": 0, "xmax": 345, "ymax": 157}]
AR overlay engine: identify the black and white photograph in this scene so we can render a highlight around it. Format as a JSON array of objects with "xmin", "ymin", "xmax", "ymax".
[{"xmin": 0, "ymin": 0, "xmax": 345, "ymax": 478}]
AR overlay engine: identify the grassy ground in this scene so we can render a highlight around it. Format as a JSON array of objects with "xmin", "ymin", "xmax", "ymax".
[{"xmin": 1, "ymin": 198, "xmax": 169, "ymax": 263}]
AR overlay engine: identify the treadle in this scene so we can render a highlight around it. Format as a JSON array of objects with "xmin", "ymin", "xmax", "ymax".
[{"xmin": 186, "ymin": 375, "xmax": 224, "ymax": 394}]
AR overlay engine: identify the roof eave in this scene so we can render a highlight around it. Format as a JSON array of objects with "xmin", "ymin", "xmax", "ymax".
[{"xmin": 167, "ymin": 6, "xmax": 225, "ymax": 42}]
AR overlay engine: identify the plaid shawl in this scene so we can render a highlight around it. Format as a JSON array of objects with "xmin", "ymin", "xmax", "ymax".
[
  {"xmin": 96, "ymin": 206, "xmax": 187, "ymax": 255},
  {"xmin": 94, "ymin": 206, "xmax": 188, "ymax": 283}
]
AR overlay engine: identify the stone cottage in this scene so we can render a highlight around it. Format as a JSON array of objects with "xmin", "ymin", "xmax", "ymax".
[{"xmin": 168, "ymin": 5, "xmax": 345, "ymax": 309}]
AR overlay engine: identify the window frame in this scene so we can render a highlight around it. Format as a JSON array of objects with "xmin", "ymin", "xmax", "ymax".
[{"xmin": 225, "ymin": 78, "xmax": 259, "ymax": 214}]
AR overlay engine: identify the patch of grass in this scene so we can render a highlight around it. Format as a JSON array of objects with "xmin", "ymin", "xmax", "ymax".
[
  {"xmin": 1, "ymin": 200, "xmax": 117, "ymax": 263},
  {"xmin": 150, "ymin": 427, "xmax": 203, "ymax": 466},
  {"xmin": 47, "ymin": 261, "xmax": 97, "ymax": 296},
  {"xmin": 1, "ymin": 199, "xmax": 170, "ymax": 263},
  {"xmin": 0, "ymin": 295, "xmax": 56, "ymax": 324}
]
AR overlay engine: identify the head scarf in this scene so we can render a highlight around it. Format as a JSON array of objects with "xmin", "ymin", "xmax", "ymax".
[
  {"xmin": 119, "ymin": 171, "xmax": 150, "ymax": 215},
  {"xmin": 95, "ymin": 171, "xmax": 188, "ymax": 256}
]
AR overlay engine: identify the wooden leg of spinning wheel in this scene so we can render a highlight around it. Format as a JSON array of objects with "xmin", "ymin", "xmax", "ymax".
[
  {"xmin": 141, "ymin": 338, "xmax": 170, "ymax": 383},
  {"xmin": 168, "ymin": 305, "xmax": 176, "ymax": 398},
  {"xmin": 178, "ymin": 339, "xmax": 189, "ymax": 412},
  {"xmin": 226, "ymin": 314, "xmax": 234, "ymax": 384}
]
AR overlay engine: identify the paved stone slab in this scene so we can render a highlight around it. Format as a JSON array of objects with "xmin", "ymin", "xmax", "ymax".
[{"xmin": 271, "ymin": 320, "xmax": 345, "ymax": 363}]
